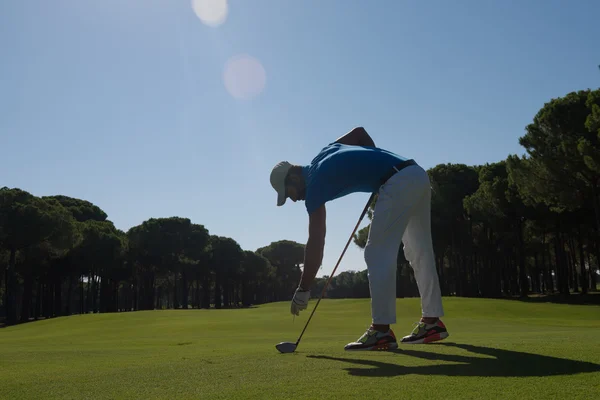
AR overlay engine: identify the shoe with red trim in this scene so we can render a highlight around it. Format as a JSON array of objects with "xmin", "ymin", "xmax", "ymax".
[
  {"xmin": 400, "ymin": 319, "xmax": 449, "ymax": 344},
  {"xmin": 344, "ymin": 326, "xmax": 398, "ymax": 351}
]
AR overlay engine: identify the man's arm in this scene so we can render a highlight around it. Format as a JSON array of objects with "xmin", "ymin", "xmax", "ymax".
[
  {"xmin": 334, "ymin": 126, "xmax": 375, "ymax": 147},
  {"xmin": 299, "ymin": 204, "xmax": 326, "ymax": 289}
]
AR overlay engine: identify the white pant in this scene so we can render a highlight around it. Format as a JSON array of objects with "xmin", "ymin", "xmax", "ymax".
[{"xmin": 363, "ymin": 164, "xmax": 444, "ymax": 324}]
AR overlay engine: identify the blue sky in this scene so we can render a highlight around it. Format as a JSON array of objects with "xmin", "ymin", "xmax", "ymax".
[{"xmin": 2, "ymin": 0, "xmax": 599, "ymax": 277}]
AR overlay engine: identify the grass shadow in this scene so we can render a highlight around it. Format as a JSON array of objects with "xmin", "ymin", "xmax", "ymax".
[{"xmin": 308, "ymin": 343, "xmax": 600, "ymax": 378}]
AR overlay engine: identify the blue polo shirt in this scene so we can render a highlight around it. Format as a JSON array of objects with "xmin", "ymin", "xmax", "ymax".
[{"xmin": 301, "ymin": 143, "xmax": 409, "ymax": 214}]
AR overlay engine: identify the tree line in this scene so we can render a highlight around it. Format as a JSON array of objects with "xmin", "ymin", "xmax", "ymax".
[
  {"xmin": 0, "ymin": 194, "xmax": 306, "ymax": 325},
  {"xmin": 2, "ymin": 88, "xmax": 599, "ymax": 326},
  {"xmin": 344, "ymin": 88, "xmax": 600, "ymax": 300}
]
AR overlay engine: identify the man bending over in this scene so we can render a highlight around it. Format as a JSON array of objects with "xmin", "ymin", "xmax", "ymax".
[{"xmin": 269, "ymin": 127, "xmax": 449, "ymax": 350}]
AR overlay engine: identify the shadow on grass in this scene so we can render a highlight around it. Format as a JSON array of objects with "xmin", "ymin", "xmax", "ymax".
[{"xmin": 307, "ymin": 343, "xmax": 600, "ymax": 377}]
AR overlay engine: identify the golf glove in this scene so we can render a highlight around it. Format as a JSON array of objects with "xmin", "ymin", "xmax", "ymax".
[{"xmin": 291, "ymin": 287, "xmax": 310, "ymax": 316}]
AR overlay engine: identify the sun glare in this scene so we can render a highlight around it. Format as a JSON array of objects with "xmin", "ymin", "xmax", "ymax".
[
  {"xmin": 223, "ymin": 54, "xmax": 266, "ymax": 100},
  {"xmin": 191, "ymin": 0, "xmax": 228, "ymax": 27}
]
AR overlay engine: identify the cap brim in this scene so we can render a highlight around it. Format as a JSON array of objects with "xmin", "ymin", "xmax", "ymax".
[{"xmin": 277, "ymin": 190, "xmax": 286, "ymax": 206}]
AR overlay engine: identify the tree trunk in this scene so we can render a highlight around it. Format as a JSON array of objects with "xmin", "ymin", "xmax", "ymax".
[
  {"xmin": 38, "ymin": 283, "xmax": 44, "ymax": 319},
  {"xmin": 589, "ymin": 182, "xmax": 600, "ymax": 291},
  {"xmin": 503, "ymin": 254, "xmax": 509, "ymax": 295},
  {"xmin": 541, "ymin": 231, "xmax": 549, "ymax": 293},
  {"xmin": 202, "ymin": 275, "xmax": 211, "ymax": 309},
  {"xmin": 0, "ymin": 265, "xmax": 3, "ymax": 319},
  {"xmin": 517, "ymin": 219, "xmax": 528, "ymax": 297},
  {"xmin": 437, "ymin": 253, "xmax": 446, "ymax": 295},
  {"xmin": 80, "ymin": 275, "xmax": 85, "ymax": 314},
  {"xmin": 546, "ymin": 238, "xmax": 554, "ymax": 293},
  {"xmin": 483, "ymin": 255, "xmax": 491, "ymax": 297},
  {"xmin": 35, "ymin": 281, "xmax": 42, "ymax": 319},
  {"xmin": 54, "ymin": 276, "xmax": 62, "ymax": 317},
  {"xmin": 451, "ymin": 232, "xmax": 460, "ymax": 296},
  {"xmin": 130, "ymin": 282, "xmax": 136, "ymax": 311},
  {"xmin": 459, "ymin": 252, "xmax": 468, "ymax": 297},
  {"xmin": 555, "ymin": 228, "xmax": 570, "ymax": 296},
  {"xmin": 467, "ymin": 219, "xmax": 475, "ymax": 296},
  {"xmin": 531, "ymin": 250, "xmax": 541, "ymax": 293},
  {"xmin": 100, "ymin": 276, "xmax": 108, "ymax": 313},
  {"xmin": 172, "ymin": 274, "xmax": 178, "ymax": 309},
  {"xmin": 587, "ymin": 247, "xmax": 597, "ymax": 291},
  {"xmin": 92, "ymin": 275, "xmax": 99, "ymax": 313},
  {"xmin": 591, "ymin": 182, "xmax": 600, "ymax": 253},
  {"xmin": 86, "ymin": 274, "xmax": 92, "ymax": 313},
  {"xmin": 20, "ymin": 273, "xmax": 34, "ymax": 323},
  {"xmin": 568, "ymin": 236, "xmax": 578, "ymax": 293},
  {"xmin": 66, "ymin": 276, "xmax": 74, "ymax": 316},
  {"xmin": 242, "ymin": 280, "xmax": 250, "ymax": 306},
  {"xmin": 565, "ymin": 247, "xmax": 573, "ymax": 292},
  {"xmin": 158, "ymin": 286, "xmax": 164, "ymax": 309},
  {"xmin": 45, "ymin": 280, "xmax": 53, "ymax": 318},
  {"xmin": 593, "ymin": 224, "xmax": 600, "ymax": 291},
  {"xmin": 577, "ymin": 226, "xmax": 588, "ymax": 294},
  {"xmin": 475, "ymin": 253, "xmax": 483, "ymax": 297},
  {"xmin": 140, "ymin": 276, "xmax": 146, "ymax": 310},
  {"xmin": 151, "ymin": 276, "xmax": 156, "ymax": 310},
  {"xmin": 181, "ymin": 270, "xmax": 189, "ymax": 310},
  {"xmin": 222, "ymin": 281, "xmax": 230, "ymax": 308},
  {"xmin": 214, "ymin": 275, "xmax": 222, "ymax": 309},
  {"xmin": 553, "ymin": 234, "xmax": 562, "ymax": 294},
  {"xmin": 127, "ymin": 282, "xmax": 131, "ymax": 311},
  {"xmin": 110, "ymin": 280, "xmax": 119, "ymax": 312},
  {"xmin": 561, "ymin": 234, "xmax": 571, "ymax": 295},
  {"xmin": 142, "ymin": 273, "xmax": 155, "ymax": 310},
  {"xmin": 5, "ymin": 247, "xmax": 18, "ymax": 325},
  {"xmin": 133, "ymin": 280, "xmax": 138, "ymax": 311},
  {"xmin": 116, "ymin": 281, "xmax": 120, "ymax": 312},
  {"xmin": 116, "ymin": 281, "xmax": 121, "ymax": 311},
  {"xmin": 106, "ymin": 277, "xmax": 113, "ymax": 313}
]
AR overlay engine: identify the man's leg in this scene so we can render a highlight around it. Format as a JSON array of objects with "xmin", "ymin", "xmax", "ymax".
[
  {"xmin": 400, "ymin": 166, "xmax": 448, "ymax": 344},
  {"xmin": 345, "ymin": 167, "xmax": 424, "ymax": 351}
]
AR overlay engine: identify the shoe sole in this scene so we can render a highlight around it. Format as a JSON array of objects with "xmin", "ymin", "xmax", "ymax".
[
  {"xmin": 344, "ymin": 342, "xmax": 399, "ymax": 351},
  {"xmin": 401, "ymin": 331, "xmax": 449, "ymax": 345}
]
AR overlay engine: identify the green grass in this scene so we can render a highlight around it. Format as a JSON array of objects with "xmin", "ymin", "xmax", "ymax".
[{"xmin": 1, "ymin": 297, "xmax": 599, "ymax": 399}]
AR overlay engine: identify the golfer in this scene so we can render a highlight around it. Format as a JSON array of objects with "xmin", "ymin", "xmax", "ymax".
[{"xmin": 269, "ymin": 127, "xmax": 449, "ymax": 350}]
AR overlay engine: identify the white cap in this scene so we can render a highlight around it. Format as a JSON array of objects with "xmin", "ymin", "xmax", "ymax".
[{"xmin": 270, "ymin": 161, "xmax": 293, "ymax": 206}]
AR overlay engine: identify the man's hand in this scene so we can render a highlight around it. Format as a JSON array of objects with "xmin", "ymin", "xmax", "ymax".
[
  {"xmin": 291, "ymin": 287, "xmax": 310, "ymax": 316},
  {"xmin": 334, "ymin": 126, "xmax": 375, "ymax": 147}
]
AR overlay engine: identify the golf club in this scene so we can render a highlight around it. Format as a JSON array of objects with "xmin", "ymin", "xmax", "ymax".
[{"xmin": 276, "ymin": 192, "xmax": 376, "ymax": 353}]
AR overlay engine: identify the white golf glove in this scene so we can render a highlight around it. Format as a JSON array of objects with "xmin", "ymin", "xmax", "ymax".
[{"xmin": 291, "ymin": 287, "xmax": 310, "ymax": 316}]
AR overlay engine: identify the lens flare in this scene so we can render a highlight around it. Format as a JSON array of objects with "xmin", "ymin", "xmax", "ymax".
[
  {"xmin": 191, "ymin": 0, "xmax": 228, "ymax": 27},
  {"xmin": 223, "ymin": 54, "xmax": 266, "ymax": 100}
]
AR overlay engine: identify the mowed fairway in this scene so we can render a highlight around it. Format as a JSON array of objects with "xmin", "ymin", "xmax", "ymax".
[{"xmin": 1, "ymin": 297, "xmax": 600, "ymax": 399}]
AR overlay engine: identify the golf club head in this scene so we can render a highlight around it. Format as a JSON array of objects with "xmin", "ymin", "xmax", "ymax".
[{"xmin": 275, "ymin": 342, "xmax": 297, "ymax": 353}]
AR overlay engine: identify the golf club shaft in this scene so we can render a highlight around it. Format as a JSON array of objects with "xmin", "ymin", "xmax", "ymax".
[{"xmin": 295, "ymin": 192, "xmax": 376, "ymax": 346}]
